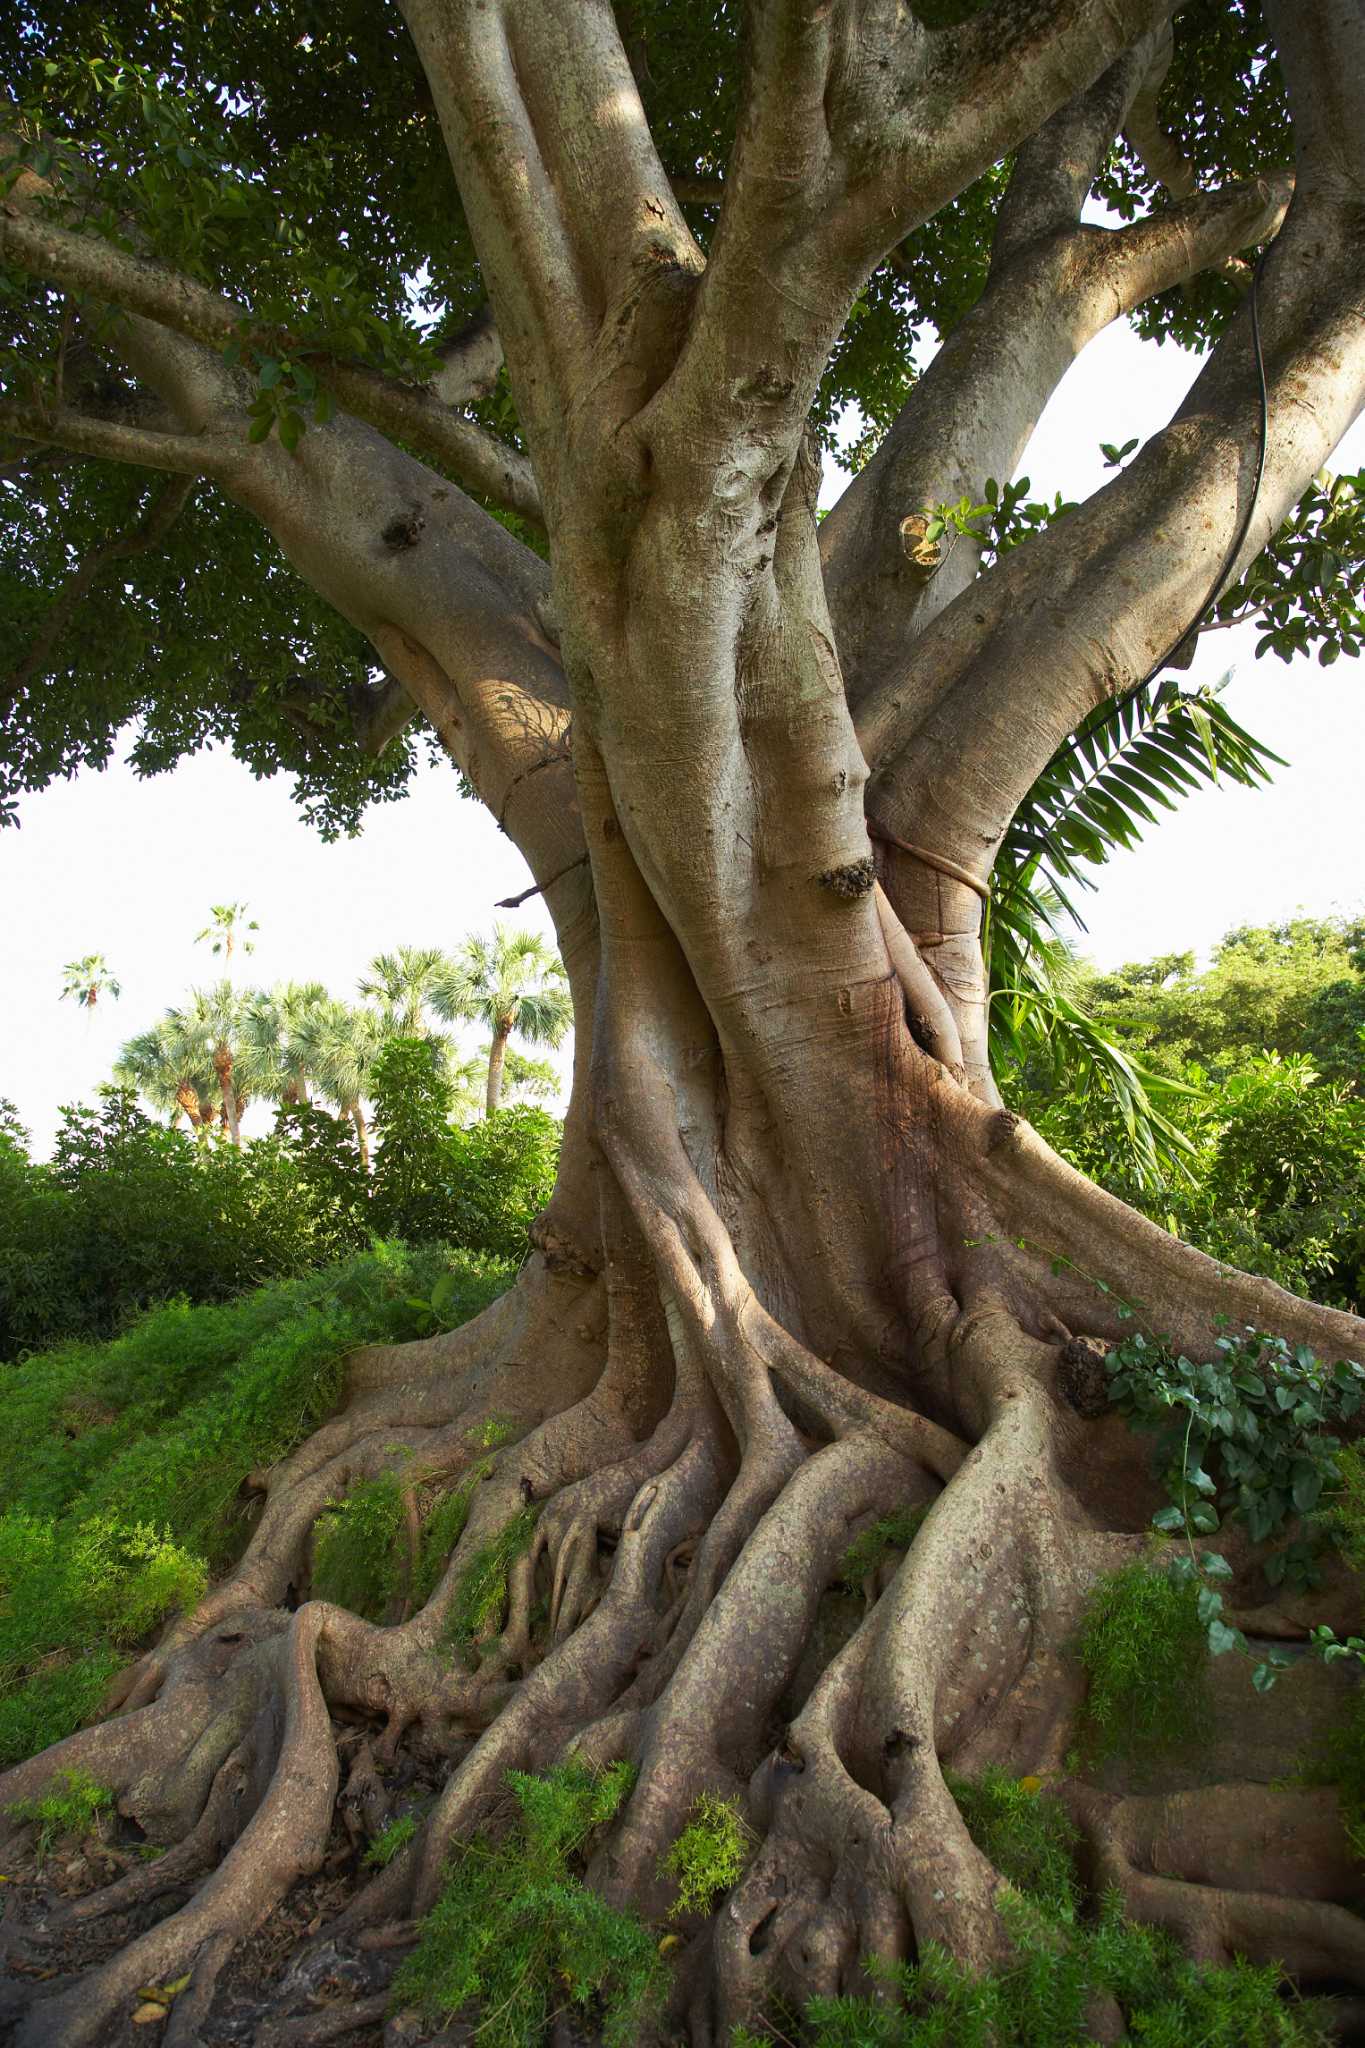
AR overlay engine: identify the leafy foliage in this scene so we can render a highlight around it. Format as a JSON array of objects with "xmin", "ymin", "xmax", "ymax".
[
  {"xmin": 0, "ymin": 1050, "xmax": 558, "ymax": 1362},
  {"xmin": 662, "ymin": 1794, "xmax": 754, "ymax": 1918},
  {"xmin": 364, "ymin": 1812, "xmax": 419, "ymax": 1869},
  {"xmin": 1106, "ymin": 1327, "xmax": 1365, "ymax": 1601},
  {"xmin": 1075, "ymin": 1559, "xmax": 1207, "ymax": 1767},
  {"xmin": 393, "ymin": 1761, "xmax": 663, "ymax": 2048},
  {"xmin": 945, "ymin": 1770, "xmax": 1078, "ymax": 1921},
  {"xmin": 445, "ymin": 1504, "xmax": 539, "ymax": 1654},
  {"xmin": 411, "ymin": 1456, "xmax": 494, "ymax": 1606},
  {"xmin": 989, "ymin": 684, "xmax": 1280, "ymax": 1185},
  {"xmin": 0, "ymin": 1242, "xmax": 505, "ymax": 1764},
  {"xmin": 5, "ymin": 1767, "xmax": 113, "ymax": 1863},
  {"xmin": 793, "ymin": 1896, "xmax": 1327, "ymax": 2045},
  {"xmin": 311, "ymin": 1472, "xmax": 405, "ymax": 1622}
]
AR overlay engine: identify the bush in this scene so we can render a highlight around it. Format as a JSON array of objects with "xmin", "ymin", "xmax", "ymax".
[
  {"xmin": 0, "ymin": 1069, "xmax": 560, "ymax": 1364},
  {"xmin": 0, "ymin": 1242, "xmax": 508, "ymax": 1765},
  {"xmin": 794, "ymin": 1899, "xmax": 1329, "ymax": 2046},
  {"xmin": 393, "ymin": 1761, "xmax": 664, "ymax": 2048},
  {"xmin": 1075, "ymin": 1560, "xmax": 1207, "ymax": 1769},
  {"xmin": 661, "ymin": 1793, "xmax": 753, "ymax": 1917}
]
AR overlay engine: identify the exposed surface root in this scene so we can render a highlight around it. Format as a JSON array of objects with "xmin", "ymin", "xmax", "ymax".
[
  {"xmin": 2, "ymin": 1225, "xmax": 1363, "ymax": 2046},
  {"xmin": 1066, "ymin": 1781, "xmax": 1365, "ymax": 1984}
]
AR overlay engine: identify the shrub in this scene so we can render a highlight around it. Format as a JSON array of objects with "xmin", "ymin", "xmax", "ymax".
[
  {"xmin": 311, "ymin": 1473, "xmax": 406, "ymax": 1620},
  {"xmin": 661, "ymin": 1793, "xmax": 754, "ymax": 1917},
  {"xmin": 392, "ymin": 1761, "xmax": 663, "ymax": 2048},
  {"xmin": 6, "ymin": 1767, "xmax": 113, "ymax": 1864},
  {"xmin": 1075, "ymin": 1560, "xmax": 1207, "ymax": 1768},
  {"xmin": 446, "ymin": 1503, "xmax": 539, "ymax": 1651},
  {"xmin": 838, "ymin": 1507, "xmax": 928, "ymax": 1592},
  {"xmin": 364, "ymin": 1812, "xmax": 419, "ymax": 1867},
  {"xmin": 945, "ymin": 1769, "xmax": 1078, "ymax": 1920},
  {"xmin": 0, "ymin": 1243, "xmax": 508, "ymax": 1764},
  {"xmin": 794, "ymin": 1897, "xmax": 1329, "ymax": 2046}
]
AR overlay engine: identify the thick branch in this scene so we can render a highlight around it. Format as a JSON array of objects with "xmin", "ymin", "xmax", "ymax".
[
  {"xmin": 652, "ymin": 0, "xmax": 1176, "ymax": 498},
  {"xmin": 859, "ymin": 75, "xmax": 1360, "ymax": 886},
  {"xmin": 828, "ymin": 171, "xmax": 1288, "ymax": 712},
  {"xmin": 1, "ymin": 198, "xmax": 540, "ymax": 523},
  {"xmin": 0, "ymin": 402, "xmax": 226, "ymax": 476}
]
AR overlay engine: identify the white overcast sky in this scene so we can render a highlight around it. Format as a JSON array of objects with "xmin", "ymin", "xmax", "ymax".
[{"xmin": 3, "ymin": 316, "xmax": 1362, "ymax": 1154}]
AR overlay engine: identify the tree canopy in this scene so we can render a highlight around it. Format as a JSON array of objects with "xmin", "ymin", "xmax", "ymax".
[{"xmin": 3, "ymin": 0, "xmax": 1362, "ymax": 838}]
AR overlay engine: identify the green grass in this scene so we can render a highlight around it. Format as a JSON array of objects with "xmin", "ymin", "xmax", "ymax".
[
  {"xmin": 445, "ymin": 1503, "xmax": 539, "ymax": 1651},
  {"xmin": 838, "ymin": 1507, "xmax": 928, "ymax": 1592},
  {"xmin": 661, "ymin": 1792, "xmax": 753, "ymax": 1917},
  {"xmin": 1075, "ymin": 1559, "xmax": 1207, "ymax": 1769},
  {"xmin": 6, "ymin": 1767, "xmax": 113, "ymax": 1864},
  {"xmin": 412, "ymin": 1456, "xmax": 494, "ymax": 1607},
  {"xmin": 393, "ymin": 1760, "xmax": 663, "ymax": 2048},
  {"xmin": 0, "ymin": 1243, "xmax": 509, "ymax": 1766}
]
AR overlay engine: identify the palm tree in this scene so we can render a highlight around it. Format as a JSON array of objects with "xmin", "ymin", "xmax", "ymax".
[
  {"xmin": 436, "ymin": 924, "xmax": 572, "ymax": 1116},
  {"xmin": 239, "ymin": 982, "xmax": 331, "ymax": 1108},
  {"xmin": 357, "ymin": 946, "xmax": 453, "ymax": 1039},
  {"xmin": 195, "ymin": 902, "xmax": 258, "ymax": 967},
  {"xmin": 114, "ymin": 1021, "xmax": 216, "ymax": 1134},
  {"xmin": 311, "ymin": 1001, "xmax": 386, "ymax": 1168},
  {"xmin": 60, "ymin": 954, "xmax": 120, "ymax": 1011},
  {"xmin": 166, "ymin": 983, "xmax": 249, "ymax": 1145}
]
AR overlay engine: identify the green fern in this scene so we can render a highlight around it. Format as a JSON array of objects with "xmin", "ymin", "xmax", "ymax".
[
  {"xmin": 988, "ymin": 679, "xmax": 1280, "ymax": 1186},
  {"xmin": 393, "ymin": 1760, "xmax": 663, "ymax": 2048},
  {"xmin": 311, "ymin": 1472, "xmax": 405, "ymax": 1620}
]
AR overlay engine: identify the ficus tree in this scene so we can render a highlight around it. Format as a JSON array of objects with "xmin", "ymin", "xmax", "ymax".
[{"xmin": 2, "ymin": 1, "xmax": 1365, "ymax": 2041}]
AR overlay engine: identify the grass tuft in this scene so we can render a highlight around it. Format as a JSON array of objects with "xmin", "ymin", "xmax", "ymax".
[
  {"xmin": 312, "ymin": 1473, "xmax": 405, "ymax": 1620},
  {"xmin": 838, "ymin": 1507, "xmax": 928, "ymax": 1591},
  {"xmin": 6, "ymin": 1767, "xmax": 113, "ymax": 1864},
  {"xmin": 445, "ymin": 1503, "xmax": 539, "ymax": 1650}
]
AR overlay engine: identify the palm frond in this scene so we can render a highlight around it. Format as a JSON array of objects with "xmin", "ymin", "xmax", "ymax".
[{"xmin": 987, "ymin": 679, "xmax": 1280, "ymax": 1186}]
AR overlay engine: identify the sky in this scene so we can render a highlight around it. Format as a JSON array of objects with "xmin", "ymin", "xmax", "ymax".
[{"xmin": 3, "ymin": 316, "xmax": 1362, "ymax": 1155}]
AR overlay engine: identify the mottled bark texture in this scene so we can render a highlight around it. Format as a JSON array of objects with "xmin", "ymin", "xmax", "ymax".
[{"xmin": 3, "ymin": 2, "xmax": 1365, "ymax": 2041}]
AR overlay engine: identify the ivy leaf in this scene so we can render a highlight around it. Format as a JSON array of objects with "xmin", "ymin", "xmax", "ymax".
[
  {"xmin": 1152, "ymin": 1505, "xmax": 1185, "ymax": 1533},
  {"xmin": 1198, "ymin": 1552, "xmax": 1234, "ymax": 1581},
  {"xmin": 1206, "ymin": 1619, "xmax": 1245, "ymax": 1656},
  {"xmin": 1196, "ymin": 1586, "xmax": 1224, "ymax": 1625}
]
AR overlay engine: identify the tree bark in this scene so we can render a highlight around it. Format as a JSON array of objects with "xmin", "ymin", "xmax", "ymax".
[
  {"xmin": 484, "ymin": 1019, "xmax": 511, "ymax": 1118},
  {"xmin": 4, "ymin": 4, "xmax": 1365, "ymax": 2042}
]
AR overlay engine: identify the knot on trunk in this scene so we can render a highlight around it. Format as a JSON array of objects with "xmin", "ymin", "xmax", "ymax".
[
  {"xmin": 818, "ymin": 855, "xmax": 875, "ymax": 899},
  {"xmin": 1058, "ymin": 1335, "xmax": 1112, "ymax": 1418},
  {"xmin": 528, "ymin": 1211, "xmax": 600, "ymax": 1278},
  {"xmin": 381, "ymin": 509, "xmax": 425, "ymax": 549}
]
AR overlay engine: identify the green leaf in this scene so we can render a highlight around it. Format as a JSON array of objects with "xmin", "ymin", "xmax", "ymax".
[{"xmin": 1206, "ymin": 1619, "xmax": 1244, "ymax": 1656}]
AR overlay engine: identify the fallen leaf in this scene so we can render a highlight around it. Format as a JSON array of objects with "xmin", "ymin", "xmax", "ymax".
[
  {"xmin": 1018, "ymin": 1776, "xmax": 1042, "ymax": 1795},
  {"xmin": 131, "ymin": 2004, "xmax": 167, "ymax": 2025},
  {"xmin": 658, "ymin": 1934, "xmax": 682, "ymax": 1955}
]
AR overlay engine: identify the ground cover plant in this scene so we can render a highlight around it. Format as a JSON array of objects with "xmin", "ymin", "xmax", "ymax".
[
  {"xmin": 3, "ymin": 0, "xmax": 1365, "ymax": 2041},
  {"xmin": 0, "ymin": 1244, "xmax": 508, "ymax": 1766}
]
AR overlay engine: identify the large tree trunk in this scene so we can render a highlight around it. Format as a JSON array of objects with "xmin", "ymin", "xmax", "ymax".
[{"xmin": 3, "ymin": 4, "xmax": 1365, "ymax": 2042}]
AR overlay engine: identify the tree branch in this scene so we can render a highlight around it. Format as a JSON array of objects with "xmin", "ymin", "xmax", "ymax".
[
  {"xmin": 651, "ymin": 0, "xmax": 1177, "ymax": 496},
  {"xmin": 824, "ymin": 46, "xmax": 1287, "ymax": 717},
  {"xmin": 0, "ymin": 402, "xmax": 228, "ymax": 476},
  {"xmin": 1, "ymin": 194, "xmax": 542, "ymax": 525},
  {"xmin": 397, "ymin": 0, "xmax": 699, "ymax": 445},
  {"xmin": 859, "ymin": 139, "xmax": 1364, "ymax": 896}
]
